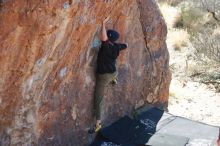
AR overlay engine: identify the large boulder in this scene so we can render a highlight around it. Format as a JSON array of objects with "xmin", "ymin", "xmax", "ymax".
[{"xmin": 0, "ymin": 0, "xmax": 171, "ymax": 145}]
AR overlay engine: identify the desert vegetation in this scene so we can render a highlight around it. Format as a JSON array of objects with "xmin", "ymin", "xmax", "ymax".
[
  {"xmin": 159, "ymin": 0, "xmax": 220, "ymax": 87},
  {"xmin": 158, "ymin": 0, "xmax": 220, "ymax": 126}
]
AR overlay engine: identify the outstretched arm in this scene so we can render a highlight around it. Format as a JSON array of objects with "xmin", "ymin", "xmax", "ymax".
[
  {"xmin": 101, "ymin": 16, "xmax": 110, "ymax": 41},
  {"xmin": 118, "ymin": 43, "xmax": 128, "ymax": 51}
]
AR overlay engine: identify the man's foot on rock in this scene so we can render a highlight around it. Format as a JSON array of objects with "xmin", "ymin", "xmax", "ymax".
[
  {"xmin": 88, "ymin": 123, "xmax": 102, "ymax": 134},
  {"xmin": 111, "ymin": 79, "xmax": 118, "ymax": 85}
]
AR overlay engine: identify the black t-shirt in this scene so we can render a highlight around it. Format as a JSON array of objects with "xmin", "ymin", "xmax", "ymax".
[{"xmin": 97, "ymin": 41, "xmax": 127, "ymax": 74}]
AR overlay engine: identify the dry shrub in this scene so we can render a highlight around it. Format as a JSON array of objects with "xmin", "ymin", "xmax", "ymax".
[
  {"xmin": 159, "ymin": 3, "xmax": 181, "ymax": 28},
  {"xmin": 168, "ymin": 29, "xmax": 189, "ymax": 50},
  {"xmin": 187, "ymin": 62, "xmax": 204, "ymax": 76},
  {"xmin": 191, "ymin": 28, "xmax": 220, "ymax": 64},
  {"xmin": 173, "ymin": 13, "xmax": 184, "ymax": 28},
  {"xmin": 167, "ymin": 0, "xmax": 182, "ymax": 6}
]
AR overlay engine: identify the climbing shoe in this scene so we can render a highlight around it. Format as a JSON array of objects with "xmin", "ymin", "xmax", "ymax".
[
  {"xmin": 88, "ymin": 123, "xmax": 102, "ymax": 134},
  {"xmin": 95, "ymin": 123, "xmax": 102, "ymax": 132}
]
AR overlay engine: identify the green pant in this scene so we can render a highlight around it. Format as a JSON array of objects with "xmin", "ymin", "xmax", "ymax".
[{"xmin": 94, "ymin": 72, "xmax": 117, "ymax": 120}]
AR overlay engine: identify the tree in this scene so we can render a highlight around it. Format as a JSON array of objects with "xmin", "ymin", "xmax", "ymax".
[{"xmin": 194, "ymin": 0, "xmax": 220, "ymax": 22}]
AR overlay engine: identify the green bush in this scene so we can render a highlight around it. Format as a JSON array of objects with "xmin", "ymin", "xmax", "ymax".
[{"xmin": 174, "ymin": 7, "xmax": 204, "ymax": 32}]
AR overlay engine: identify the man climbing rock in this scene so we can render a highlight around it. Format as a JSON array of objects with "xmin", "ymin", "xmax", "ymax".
[{"xmin": 92, "ymin": 16, "xmax": 128, "ymax": 133}]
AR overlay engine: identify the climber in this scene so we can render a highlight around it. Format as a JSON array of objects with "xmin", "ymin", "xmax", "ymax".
[{"xmin": 91, "ymin": 16, "xmax": 128, "ymax": 133}]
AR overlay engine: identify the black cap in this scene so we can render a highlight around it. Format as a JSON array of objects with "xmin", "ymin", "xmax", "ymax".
[{"xmin": 107, "ymin": 29, "xmax": 120, "ymax": 42}]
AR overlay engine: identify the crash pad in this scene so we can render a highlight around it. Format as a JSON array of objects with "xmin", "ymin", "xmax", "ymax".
[
  {"xmin": 100, "ymin": 116, "xmax": 152, "ymax": 145},
  {"xmin": 147, "ymin": 133, "xmax": 189, "ymax": 146},
  {"xmin": 91, "ymin": 105, "xmax": 220, "ymax": 146}
]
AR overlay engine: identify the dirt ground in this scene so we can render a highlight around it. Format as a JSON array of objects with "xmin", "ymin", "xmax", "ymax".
[{"xmin": 168, "ymin": 78, "xmax": 220, "ymax": 126}]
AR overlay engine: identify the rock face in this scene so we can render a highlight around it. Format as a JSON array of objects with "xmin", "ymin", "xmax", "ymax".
[{"xmin": 0, "ymin": 0, "xmax": 171, "ymax": 145}]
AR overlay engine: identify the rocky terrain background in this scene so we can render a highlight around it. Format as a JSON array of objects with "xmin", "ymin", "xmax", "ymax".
[
  {"xmin": 0, "ymin": 0, "xmax": 171, "ymax": 145},
  {"xmin": 157, "ymin": 0, "xmax": 220, "ymax": 126}
]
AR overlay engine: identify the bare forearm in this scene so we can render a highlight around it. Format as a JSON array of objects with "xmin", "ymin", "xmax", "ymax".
[
  {"xmin": 101, "ymin": 16, "xmax": 110, "ymax": 41},
  {"xmin": 101, "ymin": 22, "xmax": 108, "ymax": 41}
]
